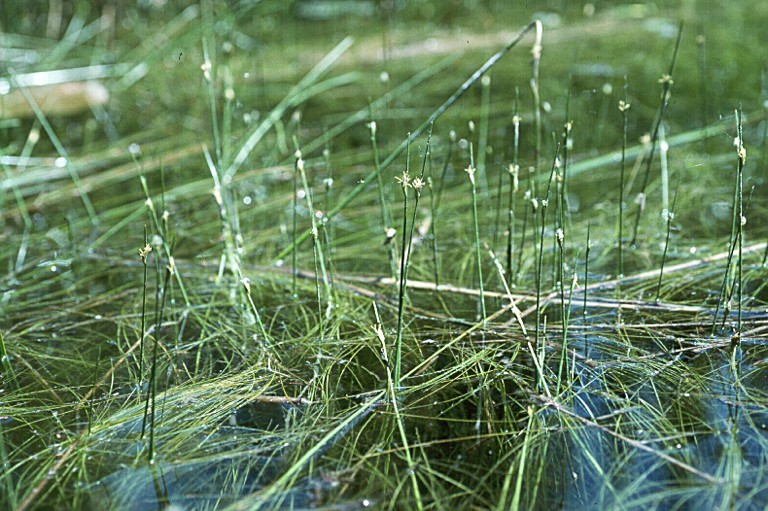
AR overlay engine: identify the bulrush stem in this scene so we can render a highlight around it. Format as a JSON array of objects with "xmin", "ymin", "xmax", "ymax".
[{"xmin": 468, "ymin": 142, "xmax": 487, "ymax": 326}]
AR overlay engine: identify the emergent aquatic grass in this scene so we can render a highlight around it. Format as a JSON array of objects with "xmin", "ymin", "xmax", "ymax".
[{"xmin": 2, "ymin": 2, "xmax": 768, "ymax": 510}]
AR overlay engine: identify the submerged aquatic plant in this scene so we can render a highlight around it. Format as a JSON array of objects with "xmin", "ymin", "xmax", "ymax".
[{"xmin": 2, "ymin": 3, "xmax": 768, "ymax": 511}]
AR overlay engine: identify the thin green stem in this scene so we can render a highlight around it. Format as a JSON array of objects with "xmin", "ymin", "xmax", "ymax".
[
  {"xmin": 583, "ymin": 223, "xmax": 591, "ymax": 357},
  {"xmin": 369, "ymin": 116, "xmax": 398, "ymax": 280},
  {"xmin": 394, "ymin": 135, "xmax": 412, "ymax": 391},
  {"xmin": 629, "ymin": 22, "xmax": 683, "ymax": 245},
  {"xmin": 656, "ymin": 182, "xmax": 679, "ymax": 302},
  {"xmin": 618, "ymin": 78, "xmax": 630, "ymax": 281},
  {"xmin": 275, "ymin": 21, "xmax": 539, "ymax": 262},
  {"xmin": 535, "ymin": 144, "xmax": 560, "ymax": 365},
  {"xmin": 507, "ymin": 88, "xmax": 520, "ymax": 283},
  {"xmin": 468, "ymin": 143, "xmax": 487, "ymax": 326}
]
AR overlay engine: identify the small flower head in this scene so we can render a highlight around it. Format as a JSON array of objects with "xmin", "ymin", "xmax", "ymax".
[
  {"xmin": 395, "ymin": 171, "xmax": 411, "ymax": 189},
  {"xmin": 531, "ymin": 41, "xmax": 542, "ymax": 60},
  {"xmin": 167, "ymin": 256, "xmax": 176, "ymax": 276},
  {"xmin": 509, "ymin": 164, "xmax": 519, "ymax": 192},
  {"xmin": 635, "ymin": 192, "xmax": 646, "ymax": 210},
  {"xmin": 384, "ymin": 227, "xmax": 397, "ymax": 245},
  {"xmin": 372, "ymin": 322, "xmax": 386, "ymax": 344},
  {"xmin": 200, "ymin": 61, "xmax": 212, "ymax": 82},
  {"xmin": 618, "ymin": 100, "xmax": 631, "ymax": 112},
  {"xmin": 658, "ymin": 74, "xmax": 674, "ymax": 85},
  {"xmin": 411, "ymin": 177, "xmax": 425, "ymax": 192},
  {"xmin": 139, "ymin": 244, "xmax": 152, "ymax": 263},
  {"xmin": 465, "ymin": 165, "xmax": 476, "ymax": 185}
]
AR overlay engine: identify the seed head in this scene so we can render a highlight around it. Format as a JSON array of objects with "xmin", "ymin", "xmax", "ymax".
[
  {"xmin": 395, "ymin": 171, "xmax": 411, "ymax": 188},
  {"xmin": 465, "ymin": 165, "xmax": 476, "ymax": 185},
  {"xmin": 139, "ymin": 244, "xmax": 152, "ymax": 263},
  {"xmin": 658, "ymin": 74, "xmax": 673, "ymax": 85}
]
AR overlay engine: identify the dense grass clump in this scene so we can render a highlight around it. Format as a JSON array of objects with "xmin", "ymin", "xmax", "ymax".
[{"xmin": 2, "ymin": 1, "xmax": 768, "ymax": 510}]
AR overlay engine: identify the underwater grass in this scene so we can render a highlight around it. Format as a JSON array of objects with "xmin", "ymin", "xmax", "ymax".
[{"xmin": 2, "ymin": 2, "xmax": 768, "ymax": 510}]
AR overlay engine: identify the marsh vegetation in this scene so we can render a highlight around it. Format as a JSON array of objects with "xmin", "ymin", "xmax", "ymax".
[{"xmin": 2, "ymin": 1, "xmax": 768, "ymax": 509}]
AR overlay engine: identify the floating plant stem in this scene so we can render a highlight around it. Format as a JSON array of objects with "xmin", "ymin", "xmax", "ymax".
[
  {"xmin": 0, "ymin": 142, "xmax": 33, "ymax": 230},
  {"xmin": 629, "ymin": 23, "xmax": 683, "ymax": 245},
  {"xmin": 508, "ymin": 406, "xmax": 535, "ymax": 511},
  {"xmin": 0, "ymin": 417, "xmax": 15, "ymax": 509},
  {"xmin": 8, "ymin": 68, "xmax": 98, "ymax": 225}
]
